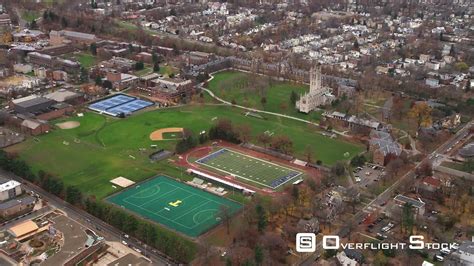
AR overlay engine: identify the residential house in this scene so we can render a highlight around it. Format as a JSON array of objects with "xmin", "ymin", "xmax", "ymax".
[{"xmin": 416, "ymin": 176, "xmax": 442, "ymax": 200}]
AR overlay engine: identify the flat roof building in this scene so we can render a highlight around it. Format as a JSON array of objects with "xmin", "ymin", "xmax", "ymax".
[
  {"xmin": 11, "ymin": 95, "xmax": 56, "ymax": 115},
  {"xmin": 8, "ymin": 220, "xmax": 38, "ymax": 238},
  {"xmin": 394, "ymin": 194, "xmax": 425, "ymax": 215}
]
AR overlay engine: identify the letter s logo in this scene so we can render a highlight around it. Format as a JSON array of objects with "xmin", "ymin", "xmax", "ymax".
[
  {"xmin": 409, "ymin": 235, "xmax": 424, "ymax": 249},
  {"xmin": 296, "ymin": 233, "xmax": 316, "ymax": 252}
]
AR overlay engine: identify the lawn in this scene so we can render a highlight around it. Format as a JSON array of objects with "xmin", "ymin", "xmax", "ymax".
[
  {"xmin": 133, "ymin": 66, "xmax": 153, "ymax": 77},
  {"xmin": 207, "ymin": 70, "xmax": 323, "ymax": 122},
  {"xmin": 8, "ymin": 105, "xmax": 363, "ymax": 198},
  {"xmin": 22, "ymin": 10, "xmax": 40, "ymax": 23},
  {"xmin": 158, "ymin": 64, "xmax": 177, "ymax": 77},
  {"xmin": 441, "ymin": 161, "xmax": 465, "ymax": 171},
  {"xmin": 74, "ymin": 53, "xmax": 97, "ymax": 69}
]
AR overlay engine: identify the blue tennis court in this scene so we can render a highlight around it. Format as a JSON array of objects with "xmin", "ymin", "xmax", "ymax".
[{"xmin": 88, "ymin": 94, "xmax": 153, "ymax": 116}]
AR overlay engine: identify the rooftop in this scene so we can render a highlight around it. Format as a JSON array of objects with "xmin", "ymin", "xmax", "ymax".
[
  {"xmin": 45, "ymin": 89, "xmax": 80, "ymax": 102},
  {"xmin": 0, "ymin": 195, "xmax": 35, "ymax": 211},
  {"xmin": 370, "ymin": 130, "xmax": 402, "ymax": 156},
  {"xmin": 12, "ymin": 95, "xmax": 54, "ymax": 109},
  {"xmin": 0, "ymin": 180, "xmax": 20, "ymax": 193},
  {"xmin": 458, "ymin": 241, "xmax": 474, "ymax": 255},
  {"xmin": 21, "ymin": 119, "xmax": 42, "ymax": 130},
  {"xmin": 8, "ymin": 220, "xmax": 38, "ymax": 238},
  {"xmin": 459, "ymin": 142, "xmax": 474, "ymax": 158},
  {"xmin": 107, "ymin": 253, "xmax": 152, "ymax": 266},
  {"xmin": 394, "ymin": 194, "xmax": 425, "ymax": 209},
  {"xmin": 60, "ymin": 30, "xmax": 97, "ymax": 41}
]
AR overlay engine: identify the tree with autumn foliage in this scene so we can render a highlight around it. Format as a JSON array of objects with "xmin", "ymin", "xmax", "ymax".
[{"xmin": 409, "ymin": 102, "xmax": 432, "ymax": 130}]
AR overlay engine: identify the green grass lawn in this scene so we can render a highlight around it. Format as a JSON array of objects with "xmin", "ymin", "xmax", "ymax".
[
  {"xmin": 133, "ymin": 66, "xmax": 153, "ymax": 77},
  {"xmin": 9, "ymin": 105, "xmax": 363, "ymax": 198},
  {"xmin": 22, "ymin": 10, "xmax": 40, "ymax": 23},
  {"xmin": 74, "ymin": 53, "xmax": 97, "ymax": 69},
  {"xmin": 441, "ymin": 161, "xmax": 465, "ymax": 171},
  {"xmin": 158, "ymin": 64, "xmax": 177, "ymax": 77},
  {"xmin": 208, "ymin": 70, "xmax": 323, "ymax": 122}
]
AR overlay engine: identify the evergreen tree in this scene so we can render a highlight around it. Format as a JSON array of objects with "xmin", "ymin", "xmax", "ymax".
[
  {"xmin": 256, "ymin": 204, "xmax": 267, "ymax": 232},
  {"xmin": 254, "ymin": 245, "xmax": 263, "ymax": 266}
]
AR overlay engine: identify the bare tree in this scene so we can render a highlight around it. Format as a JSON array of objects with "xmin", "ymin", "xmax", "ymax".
[{"xmin": 218, "ymin": 205, "xmax": 232, "ymax": 235}]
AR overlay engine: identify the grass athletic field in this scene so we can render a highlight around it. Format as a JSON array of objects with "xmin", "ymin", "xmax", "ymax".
[
  {"xmin": 8, "ymin": 105, "xmax": 363, "ymax": 198},
  {"xmin": 196, "ymin": 148, "xmax": 301, "ymax": 189},
  {"xmin": 107, "ymin": 176, "xmax": 242, "ymax": 237}
]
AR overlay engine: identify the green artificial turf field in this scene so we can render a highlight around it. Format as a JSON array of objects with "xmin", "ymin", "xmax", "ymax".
[
  {"xmin": 8, "ymin": 105, "xmax": 363, "ymax": 198},
  {"xmin": 107, "ymin": 175, "xmax": 242, "ymax": 237},
  {"xmin": 208, "ymin": 70, "xmax": 323, "ymax": 122},
  {"xmin": 196, "ymin": 148, "xmax": 302, "ymax": 189}
]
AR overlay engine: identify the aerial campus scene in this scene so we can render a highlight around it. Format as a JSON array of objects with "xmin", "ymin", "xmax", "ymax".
[{"xmin": 0, "ymin": 1, "xmax": 471, "ymax": 266}]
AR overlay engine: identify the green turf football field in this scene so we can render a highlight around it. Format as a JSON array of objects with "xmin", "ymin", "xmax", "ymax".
[
  {"xmin": 107, "ymin": 175, "xmax": 242, "ymax": 237},
  {"xmin": 196, "ymin": 148, "xmax": 302, "ymax": 189}
]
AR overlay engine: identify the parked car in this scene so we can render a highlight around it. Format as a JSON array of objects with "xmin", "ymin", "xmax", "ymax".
[
  {"xmin": 440, "ymin": 248, "xmax": 451, "ymax": 255},
  {"xmin": 381, "ymin": 223, "xmax": 394, "ymax": 232},
  {"xmin": 435, "ymin": 255, "xmax": 444, "ymax": 261}
]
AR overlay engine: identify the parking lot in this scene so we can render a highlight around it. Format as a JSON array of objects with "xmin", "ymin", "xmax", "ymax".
[
  {"xmin": 353, "ymin": 164, "xmax": 385, "ymax": 188},
  {"xmin": 362, "ymin": 215, "xmax": 397, "ymax": 241}
]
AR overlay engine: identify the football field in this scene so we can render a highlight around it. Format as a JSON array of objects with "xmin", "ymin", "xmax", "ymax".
[
  {"xmin": 107, "ymin": 176, "xmax": 242, "ymax": 237},
  {"xmin": 196, "ymin": 148, "xmax": 302, "ymax": 189}
]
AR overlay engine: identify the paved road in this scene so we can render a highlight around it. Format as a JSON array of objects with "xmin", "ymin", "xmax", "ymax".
[
  {"xmin": 300, "ymin": 119, "xmax": 473, "ymax": 265},
  {"xmin": 0, "ymin": 169, "xmax": 174, "ymax": 266}
]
